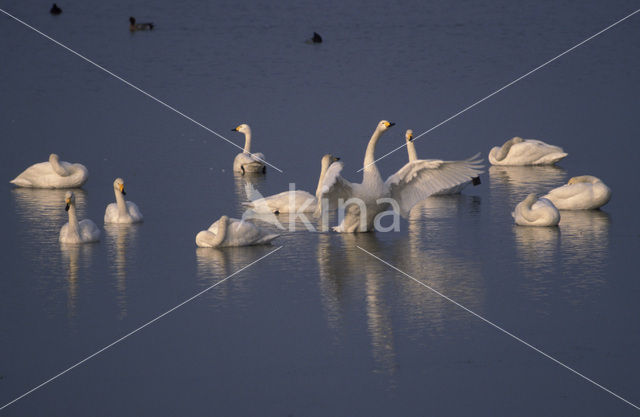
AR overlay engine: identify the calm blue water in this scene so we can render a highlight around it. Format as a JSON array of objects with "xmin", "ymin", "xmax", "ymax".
[{"xmin": 1, "ymin": 0, "xmax": 640, "ymax": 415}]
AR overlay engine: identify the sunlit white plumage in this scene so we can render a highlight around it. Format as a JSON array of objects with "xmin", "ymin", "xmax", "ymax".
[
  {"xmin": 11, "ymin": 153, "xmax": 88, "ymax": 188},
  {"xmin": 315, "ymin": 120, "xmax": 486, "ymax": 232},
  {"xmin": 59, "ymin": 191, "xmax": 100, "ymax": 243},
  {"xmin": 195, "ymin": 215, "xmax": 279, "ymax": 247},
  {"xmin": 232, "ymin": 124, "xmax": 266, "ymax": 174},
  {"xmin": 512, "ymin": 193, "xmax": 560, "ymax": 226},
  {"xmin": 401, "ymin": 129, "xmax": 483, "ymax": 197},
  {"xmin": 242, "ymin": 154, "xmax": 340, "ymax": 214},
  {"xmin": 543, "ymin": 175, "xmax": 611, "ymax": 210},
  {"xmin": 489, "ymin": 137, "xmax": 567, "ymax": 166},
  {"xmin": 104, "ymin": 178, "xmax": 143, "ymax": 223}
]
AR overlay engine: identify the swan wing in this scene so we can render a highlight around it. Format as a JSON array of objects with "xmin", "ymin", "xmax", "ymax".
[
  {"xmin": 313, "ymin": 161, "xmax": 355, "ymax": 217},
  {"xmin": 385, "ymin": 154, "xmax": 484, "ymax": 217},
  {"xmin": 126, "ymin": 201, "xmax": 144, "ymax": 222},
  {"xmin": 79, "ymin": 219, "xmax": 101, "ymax": 242}
]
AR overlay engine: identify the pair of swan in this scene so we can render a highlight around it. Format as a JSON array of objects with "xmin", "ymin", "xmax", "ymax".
[
  {"xmin": 242, "ymin": 154, "xmax": 340, "ymax": 214},
  {"xmin": 232, "ymin": 124, "xmax": 267, "ymax": 174},
  {"xmin": 314, "ymin": 120, "xmax": 485, "ymax": 232},
  {"xmin": 489, "ymin": 137, "xmax": 568, "ymax": 166},
  {"xmin": 60, "ymin": 178, "xmax": 143, "ymax": 243},
  {"xmin": 11, "ymin": 154, "xmax": 89, "ymax": 188},
  {"xmin": 512, "ymin": 176, "xmax": 611, "ymax": 227},
  {"xmin": 195, "ymin": 216, "xmax": 280, "ymax": 248}
]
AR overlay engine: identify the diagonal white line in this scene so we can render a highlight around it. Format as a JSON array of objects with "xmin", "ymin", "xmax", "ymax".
[
  {"xmin": 356, "ymin": 245, "xmax": 640, "ymax": 411},
  {"xmin": 0, "ymin": 246, "xmax": 282, "ymax": 411},
  {"xmin": 0, "ymin": 8, "xmax": 283, "ymax": 173},
  {"xmin": 358, "ymin": 8, "xmax": 640, "ymax": 172}
]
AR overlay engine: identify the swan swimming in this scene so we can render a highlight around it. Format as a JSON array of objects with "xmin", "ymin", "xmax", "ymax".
[
  {"xmin": 104, "ymin": 178, "xmax": 144, "ymax": 223},
  {"xmin": 232, "ymin": 124, "xmax": 267, "ymax": 174},
  {"xmin": 403, "ymin": 129, "xmax": 483, "ymax": 195},
  {"xmin": 11, "ymin": 153, "xmax": 88, "ymax": 188},
  {"xmin": 59, "ymin": 191, "xmax": 101, "ymax": 243},
  {"xmin": 195, "ymin": 215, "xmax": 280, "ymax": 247},
  {"xmin": 543, "ymin": 175, "xmax": 611, "ymax": 210},
  {"xmin": 489, "ymin": 137, "xmax": 567, "ymax": 166},
  {"xmin": 242, "ymin": 154, "xmax": 340, "ymax": 214},
  {"xmin": 315, "ymin": 120, "xmax": 487, "ymax": 232},
  {"xmin": 512, "ymin": 193, "xmax": 560, "ymax": 226}
]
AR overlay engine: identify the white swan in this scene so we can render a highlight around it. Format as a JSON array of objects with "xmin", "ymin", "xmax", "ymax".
[
  {"xmin": 232, "ymin": 124, "xmax": 267, "ymax": 174},
  {"xmin": 59, "ymin": 191, "xmax": 101, "ymax": 243},
  {"xmin": 512, "ymin": 193, "xmax": 560, "ymax": 226},
  {"xmin": 542, "ymin": 175, "xmax": 611, "ymax": 210},
  {"xmin": 242, "ymin": 154, "xmax": 340, "ymax": 214},
  {"xmin": 489, "ymin": 137, "xmax": 567, "ymax": 166},
  {"xmin": 403, "ymin": 129, "xmax": 483, "ymax": 195},
  {"xmin": 104, "ymin": 178, "xmax": 144, "ymax": 223},
  {"xmin": 195, "ymin": 215, "xmax": 280, "ymax": 247},
  {"xmin": 315, "ymin": 120, "xmax": 487, "ymax": 232},
  {"xmin": 11, "ymin": 153, "xmax": 89, "ymax": 188}
]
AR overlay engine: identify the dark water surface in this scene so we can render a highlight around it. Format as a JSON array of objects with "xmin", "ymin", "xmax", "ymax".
[{"xmin": 1, "ymin": 0, "xmax": 640, "ymax": 415}]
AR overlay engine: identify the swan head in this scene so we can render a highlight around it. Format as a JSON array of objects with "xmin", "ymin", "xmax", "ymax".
[
  {"xmin": 377, "ymin": 120, "xmax": 395, "ymax": 132},
  {"xmin": 512, "ymin": 136, "xmax": 524, "ymax": 144},
  {"xmin": 405, "ymin": 129, "xmax": 414, "ymax": 142},
  {"xmin": 523, "ymin": 193, "xmax": 538, "ymax": 205},
  {"xmin": 232, "ymin": 124, "xmax": 251, "ymax": 135},
  {"xmin": 568, "ymin": 175, "xmax": 599, "ymax": 185},
  {"xmin": 219, "ymin": 215, "xmax": 229, "ymax": 225},
  {"xmin": 64, "ymin": 191, "xmax": 75, "ymax": 211},
  {"xmin": 113, "ymin": 178, "xmax": 126, "ymax": 195},
  {"xmin": 321, "ymin": 154, "xmax": 340, "ymax": 167},
  {"xmin": 49, "ymin": 153, "xmax": 59, "ymax": 163}
]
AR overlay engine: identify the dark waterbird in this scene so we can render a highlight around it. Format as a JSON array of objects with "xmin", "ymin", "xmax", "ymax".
[
  {"xmin": 129, "ymin": 16, "xmax": 154, "ymax": 31},
  {"xmin": 50, "ymin": 3, "xmax": 62, "ymax": 15}
]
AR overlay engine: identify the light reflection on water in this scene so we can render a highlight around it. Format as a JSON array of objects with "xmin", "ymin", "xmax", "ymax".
[
  {"xmin": 104, "ymin": 224, "xmax": 140, "ymax": 319},
  {"xmin": 59, "ymin": 242, "xmax": 95, "ymax": 318}
]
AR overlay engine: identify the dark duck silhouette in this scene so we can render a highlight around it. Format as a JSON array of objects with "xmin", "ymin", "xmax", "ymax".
[
  {"xmin": 129, "ymin": 16, "xmax": 154, "ymax": 31},
  {"xmin": 50, "ymin": 3, "xmax": 62, "ymax": 15}
]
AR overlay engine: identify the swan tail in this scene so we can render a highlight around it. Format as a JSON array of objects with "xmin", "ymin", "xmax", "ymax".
[{"xmin": 10, "ymin": 176, "xmax": 31, "ymax": 187}]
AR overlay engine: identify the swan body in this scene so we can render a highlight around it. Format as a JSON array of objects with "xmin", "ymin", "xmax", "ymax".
[
  {"xmin": 403, "ymin": 129, "xmax": 483, "ymax": 196},
  {"xmin": 243, "ymin": 154, "xmax": 340, "ymax": 213},
  {"xmin": 11, "ymin": 154, "xmax": 88, "ymax": 188},
  {"xmin": 316, "ymin": 121, "xmax": 486, "ymax": 232},
  {"xmin": 232, "ymin": 124, "xmax": 266, "ymax": 174},
  {"xmin": 195, "ymin": 215, "xmax": 279, "ymax": 247},
  {"xmin": 59, "ymin": 191, "xmax": 100, "ymax": 243},
  {"xmin": 512, "ymin": 194, "xmax": 560, "ymax": 226},
  {"xmin": 489, "ymin": 137, "xmax": 567, "ymax": 166},
  {"xmin": 104, "ymin": 178, "xmax": 144, "ymax": 223},
  {"xmin": 543, "ymin": 175, "xmax": 611, "ymax": 210}
]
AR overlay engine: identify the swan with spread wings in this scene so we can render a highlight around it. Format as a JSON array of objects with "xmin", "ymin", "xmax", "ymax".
[{"xmin": 314, "ymin": 121, "xmax": 484, "ymax": 232}]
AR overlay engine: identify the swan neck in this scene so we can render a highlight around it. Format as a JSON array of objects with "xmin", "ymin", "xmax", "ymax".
[
  {"xmin": 67, "ymin": 204, "xmax": 80, "ymax": 236},
  {"xmin": 212, "ymin": 218, "xmax": 228, "ymax": 247},
  {"xmin": 115, "ymin": 189, "xmax": 127, "ymax": 216},
  {"xmin": 243, "ymin": 131, "xmax": 252, "ymax": 153},
  {"xmin": 50, "ymin": 155, "xmax": 69, "ymax": 176},
  {"xmin": 364, "ymin": 128, "xmax": 383, "ymax": 172},
  {"xmin": 315, "ymin": 161, "xmax": 330, "ymax": 198},
  {"xmin": 407, "ymin": 140, "xmax": 418, "ymax": 162},
  {"xmin": 495, "ymin": 138, "xmax": 519, "ymax": 161}
]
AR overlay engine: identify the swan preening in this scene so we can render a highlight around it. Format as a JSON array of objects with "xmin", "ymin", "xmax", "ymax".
[
  {"xmin": 11, "ymin": 154, "xmax": 89, "ymax": 188},
  {"xmin": 59, "ymin": 191, "xmax": 101, "ymax": 243},
  {"xmin": 242, "ymin": 154, "xmax": 340, "ymax": 214},
  {"xmin": 489, "ymin": 137, "xmax": 567, "ymax": 166},
  {"xmin": 543, "ymin": 175, "xmax": 611, "ymax": 210},
  {"xmin": 512, "ymin": 193, "xmax": 560, "ymax": 227},
  {"xmin": 403, "ymin": 129, "xmax": 483, "ymax": 195},
  {"xmin": 315, "ymin": 121, "xmax": 485, "ymax": 232},
  {"xmin": 104, "ymin": 178, "xmax": 144, "ymax": 223},
  {"xmin": 232, "ymin": 124, "xmax": 267, "ymax": 174},
  {"xmin": 195, "ymin": 215, "xmax": 279, "ymax": 247}
]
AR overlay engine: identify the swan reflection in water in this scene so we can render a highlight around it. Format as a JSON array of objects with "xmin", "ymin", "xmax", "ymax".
[
  {"xmin": 489, "ymin": 165, "xmax": 567, "ymax": 207},
  {"xmin": 104, "ymin": 224, "xmax": 140, "ymax": 319},
  {"xmin": 59, "ymin": 242, "xmax": 94, "ymax": 317},
  {"xmin": 196, "ymin": 246, "xmax": 273, "ymax": 306},
  {"xmin": 233, "ymin": 172, "xmax": 266, "ymax": 216}
]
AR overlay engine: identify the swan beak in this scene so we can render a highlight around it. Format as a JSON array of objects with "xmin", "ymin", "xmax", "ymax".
[
  {"xmin": 384, "ymin": 122, "xmax": 395, "ymax": 128},
  {"xmin": 231, "ymin": 126, "xmax": 239, "ymax": 132},
  {"xmin": 119, "ymin": 184, "xmax": 126, "ymax": 195},
  {"xmin": 408, "ymin": 133, "xmax": 413, "ymax": 142},
  {"xmin": 335, "ymin": 157, "xmax": 340, "ymax": 161},
  {"xmin": 65, "ymin": 202, "xmax": 70, "ymax": 211}
]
